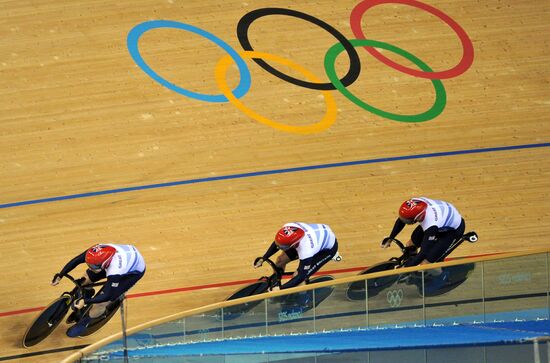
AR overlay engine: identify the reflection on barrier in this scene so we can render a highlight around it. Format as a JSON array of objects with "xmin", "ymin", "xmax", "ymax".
[{"xmin": 62, "ymin": 249, "xmax": 550, "ymax": 362}]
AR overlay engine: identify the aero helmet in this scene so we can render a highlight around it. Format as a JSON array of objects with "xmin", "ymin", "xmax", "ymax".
[
  {"xmin": 399, "ymin": 199, "xmax": 428, "ymax": 224},
  {"xmin": 85, "ymin": 244, "xmax": 116, "ymax": 270},
  {"xmin": 275, "ymin": 226, "xmax": 305, "ymax": 250}
]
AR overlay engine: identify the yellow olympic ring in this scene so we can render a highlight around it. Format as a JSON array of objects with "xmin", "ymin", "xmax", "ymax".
[{"xmin": 214, "ymin": 51, "xmax": 337, "ymax": 135}]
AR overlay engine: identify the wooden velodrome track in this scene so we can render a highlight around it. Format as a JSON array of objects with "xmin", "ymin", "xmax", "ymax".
[{"xmin": 1, "ymin": 0, "xmax": 548, "ymax": 361}]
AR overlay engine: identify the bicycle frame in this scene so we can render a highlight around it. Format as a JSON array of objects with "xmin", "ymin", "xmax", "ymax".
[
  {"xmin": 346, "ymin": 231, "xmax": 478, "ymax": 300},
  {"xmin": 22, "ymin": 273, "xmax": 106, "ymax": 347},
  {"xmin": 260, "ymin": 258, "xmax": 293, "ymax": 289}
]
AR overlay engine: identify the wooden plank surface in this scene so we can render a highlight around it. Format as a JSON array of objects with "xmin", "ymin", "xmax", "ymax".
[{"xmin": 0, "ymin": 0, "xmax": 548, "ymax": 361}]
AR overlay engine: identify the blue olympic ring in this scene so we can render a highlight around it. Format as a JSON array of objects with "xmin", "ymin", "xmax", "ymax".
[{"xmin": 127, "ymin": 20, "xmax": 251, "ymax": 103}]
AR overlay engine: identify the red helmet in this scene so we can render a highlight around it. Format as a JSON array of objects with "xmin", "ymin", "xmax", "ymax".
[
  {"xmin": 85, "ymin": 244, "xmax": 116, "ymax": 270},
  {"xmin": 399, "ymin": 199, "xmax": 428, "ymax": 224},
  {"xmin": 275, "ymin": 226, "xmax": 305, "ymax": 250}
]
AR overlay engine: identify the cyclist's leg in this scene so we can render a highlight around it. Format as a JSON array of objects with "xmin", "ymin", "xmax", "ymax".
[
  {"xmin": 401, "ymin": 227, "xmax": 424, "ymax": 263},
  {"xmin": 86, "ymin": 270, "xmax": 144, "ymax": 318},
  {"xmin": 410, "ymin": 225, "xmax": 424, "ymax": 248},
  {"xmin": 420, "ymin": 230, "xmax": 463, "ymax": 294},
  {"xmin": 81, "ymin": 271, "xmax": 144, "ymax": 323},
  {"xmin": 67, "ymin": 270, "xmax": 105, "ymax": 324},
  {"xmin": 86, "ymin": 268, "xmax": 107, "ymax": 284},
  {"xmin": 101, "ymin": 271, "xmax": 144, "ymax": 314},
  {"xmin": 304, "ymin": 241, "xmax": 338, "ymax": 282},
  {"xmin": 81, "ymin": 270, "xmax": 99, "ymax": 299},
  {"xmin": 294, "ymin": 242, "xmax": 338, "ymax": 307},
  {"xmin": 404, "ymin": 248, "xmax": 428, "ymax": 267},
  {"xmin": 73, "ymin": 269, "xmax": 106, "ymax": 318},
  {"xmin": 276, "ymin": 249, "xmax": 297, "ymax": 270},
  {"xmin": 418, "ymin": 230, "xmax": 458, "ymax": 279},
  {"xmin": 428, "ymin": 220, "xmax": 466, "ymax": 264},
  {"xmin": 88, "ymin": 302, "xmax": 109, "ymax": 318},
  {"xmin": 456, "ymin": 219, "xmax": 466, "ymax": 238},
  {"xmin": 67, "ymin": 272, "xmax": 142, "ymax": 338}
]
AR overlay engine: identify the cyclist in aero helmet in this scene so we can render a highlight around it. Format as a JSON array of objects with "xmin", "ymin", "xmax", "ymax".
[
  {"xmin": 51, "ymin": 243, "xmax": 145, "ymax": 337},
  {"xmin": 381, "ymin": 197, "xmax": 466, "ymax": 267},
  {"xmin": 254, "ymin": 223, "xmax": 341, "ymax": 290}
]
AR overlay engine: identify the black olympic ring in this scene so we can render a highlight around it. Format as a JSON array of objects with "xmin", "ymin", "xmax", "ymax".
[{"xmin": 237, "ymin": 7, "xmax": 362, "ymax": 91}]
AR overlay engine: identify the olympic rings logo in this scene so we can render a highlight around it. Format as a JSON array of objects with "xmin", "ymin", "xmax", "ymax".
[
  {"xmin": 386, "ymin": 288, "xmax": 404, "ymax": 307},
  {"xmin": 127, "ymin": 0, "xmax": 473, "ymax": 134}
]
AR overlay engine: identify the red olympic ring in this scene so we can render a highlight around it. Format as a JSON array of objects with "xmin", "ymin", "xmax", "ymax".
[{"xmin": 350, "ymin": 0, "xmax": 474, "ymax": 79}]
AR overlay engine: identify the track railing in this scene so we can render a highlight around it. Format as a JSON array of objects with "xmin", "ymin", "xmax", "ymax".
[{"xmin": 61, "ymin": 247, "xmax": 550, "ymax": 362}]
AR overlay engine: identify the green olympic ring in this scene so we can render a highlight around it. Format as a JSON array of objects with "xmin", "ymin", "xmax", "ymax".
[{"xmin": 324, "ymin": 39, "xmax": 446, "ymax": 122}]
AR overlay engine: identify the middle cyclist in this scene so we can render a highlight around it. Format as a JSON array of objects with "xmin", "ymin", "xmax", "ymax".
[{"xmin": 253, "ymin": 223, "xmax": 340, "ymax": 290}]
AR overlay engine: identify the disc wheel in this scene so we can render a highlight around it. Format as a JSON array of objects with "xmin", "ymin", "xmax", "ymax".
[{"xmin": 23, "ymin": 295, "xmax": 71, "ymax": 347}]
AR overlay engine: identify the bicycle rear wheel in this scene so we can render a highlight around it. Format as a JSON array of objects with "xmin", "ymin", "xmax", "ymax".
[
  {"xmin": 222, "ymin": 281, "xmax": 270, "ymax": 320},
  {"xmin": 79, "ymin": 299, "xmax": 122, "ymax": 337},
  {"xmin": 302, "ymin": 275, "xmax": 335, "ymax": 312},
  {"xmin": 23, "ymin": 294, "xmax": 71, "ymax": 347},
  {"xmin": 278, "ymin": 275, "xmax": 336, "ymax": 316},
  {"xmin": 346, "ymin": 261, "xmax": 400, "ymax": 301},
  {"xmin": 421, "ymin": 263, "xmax": 476, "ymax": 297},
  {"xmin": 309, "ymin": 275, "xmax": 335, "ymax": 309}
]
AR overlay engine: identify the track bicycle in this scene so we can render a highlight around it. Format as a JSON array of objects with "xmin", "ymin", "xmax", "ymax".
[
  {"xmin": 221, "ymin": 258, "xmax": 335, "ymax": 320},
  {"xmin": 346, "ymin": 231, "xmax": 478, "ymax": 301},
  {"xmin": 22, "ymin": 273, "xmax": 122, "ymax": 347}
]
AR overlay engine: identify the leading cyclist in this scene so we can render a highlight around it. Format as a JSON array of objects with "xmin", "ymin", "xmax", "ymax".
[{"xmin": 51, "ymin": 243, "xmax": 145, "ymax": 337}]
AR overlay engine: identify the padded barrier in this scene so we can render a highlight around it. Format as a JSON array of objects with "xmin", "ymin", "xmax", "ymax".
[{"xmin": 109, "ymin": 319, "xmax": 550, "ymax": 358}]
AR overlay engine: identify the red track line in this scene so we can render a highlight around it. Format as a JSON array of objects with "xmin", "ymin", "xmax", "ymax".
[
  {"xmin": 0, "ymin": 253, "xmax": 501, "ymax": 318},
  {"xmin": 0, "ymin": 307, "xmax": 45, "ymax": 318},
  {"xmin": 126, "ymin": 278, "xmax": 260, "ymax": 298},
  {"xmin": 0, "ymin": 268, "xmax": 362, "ymax": 318}
]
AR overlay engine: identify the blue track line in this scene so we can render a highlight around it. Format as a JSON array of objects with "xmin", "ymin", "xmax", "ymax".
[{"xmin": 1, "ymin": 142, "xmax": 548, "ymax": 209}]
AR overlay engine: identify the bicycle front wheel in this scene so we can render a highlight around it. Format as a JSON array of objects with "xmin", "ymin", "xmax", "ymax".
[
  {"xmin": 23, "ymin": 294, "xmax": 71, "ymax": 347},
  {"xmin": 221, "ymin": 281, "xmax": 270, "ymax": 320}
]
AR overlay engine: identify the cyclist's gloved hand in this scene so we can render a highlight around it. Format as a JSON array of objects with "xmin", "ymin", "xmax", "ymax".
[
  {"xmin": 73, "ymin": 298, "xmax": 85, "ymax": 310},
  {"xmin": 380, "ymin": 237, "xmax": 393, "ymax": 249},
  {"xmin": 51, "ymin": 273, "xmax": 63, "ymax": 286},
  {"xmin": 253, "ymin": 257, "xmax": 264, "ymax": 268}
]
